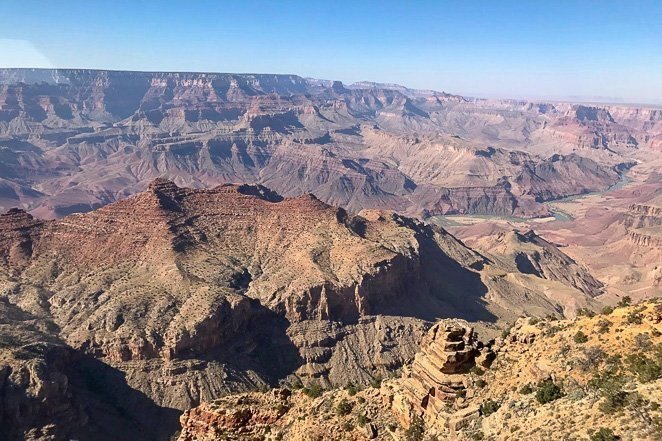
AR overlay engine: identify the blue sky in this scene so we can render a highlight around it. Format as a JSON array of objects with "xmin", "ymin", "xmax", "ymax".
[{"xmin": 1, "ymin": 1, "xmax": 661, "ymax": 103}]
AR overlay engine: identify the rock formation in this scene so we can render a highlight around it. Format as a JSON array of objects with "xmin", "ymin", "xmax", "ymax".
[
  {"xmin": 0, "ymin": 180, "xmax": 604, "ymax": 440},
  {"xmin": 1, "ymin": 68, "xmax": 656, "ymax": 219},
  {"xmin": 176, "ymin": 300, "xmax": 661, "ymax": 440}
]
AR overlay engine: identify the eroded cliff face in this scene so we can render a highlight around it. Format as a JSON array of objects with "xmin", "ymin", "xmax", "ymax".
[
  {"xmin": 176, "ymin": 301, "xmax": 662, "ymax": 441},
  {"xmin": 0, "ymin": 180, "xmax": 607, "ymax": 440},
  {"xmin": 1, "ymin": 69, "xmax": 655, "ymax": 220},
  {"xmin": 0, "ymin": 179, "xmax": 608, "ymax": 439}
]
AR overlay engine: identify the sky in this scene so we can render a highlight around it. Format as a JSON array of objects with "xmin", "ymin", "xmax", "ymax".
[{"xmin": 1, "ymin": 1, "xmax": 661, "ymax": 104}]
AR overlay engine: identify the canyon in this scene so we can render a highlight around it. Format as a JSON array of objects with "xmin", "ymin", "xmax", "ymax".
[
  {"xmin": 1, "ymin": 69, "xmax": 659, "ymax": 220},
  {"xmin": 0, "ymin": 180, "xmax": 605, "ymax": 440},
  {"xmin": 0, "ymin": 68, "xmax": 660, "ymax": 440}
]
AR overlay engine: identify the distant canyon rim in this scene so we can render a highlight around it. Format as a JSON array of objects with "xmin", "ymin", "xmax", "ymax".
[{"xmin": 0, "ymin": 68, "xmax": 660, "ymax": 440}]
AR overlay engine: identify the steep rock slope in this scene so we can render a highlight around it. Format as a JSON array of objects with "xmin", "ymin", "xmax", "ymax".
[
  {"xmin": 0, "ymin": 181, "xmax": 602, "ymax": 440},
  {"xmin": 177, "ymin": 301, "xmax": 662, "ymax": 440}
]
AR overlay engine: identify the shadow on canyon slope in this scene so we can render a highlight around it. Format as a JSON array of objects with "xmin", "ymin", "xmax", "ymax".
[
  {"xmin": 372, "ymin": 230, "xmax": 497, "ymax": 324},
  {"xmin": 66, "ymin": 355, "xmax": 181, "ymax": 441}
]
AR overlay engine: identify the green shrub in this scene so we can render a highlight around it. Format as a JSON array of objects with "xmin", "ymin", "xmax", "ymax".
[
  {"xmin": 275, "ymin": 402, "xmax": 290, "ymax": 415},
  {"xmin": 405, "ymin": 414, "xmax": 425, "ymax": 441},
  {"xmin": 595, "ymin": 319, "xmax": 611, "ymax": 334},
  {"xmin": 589, "ymin": 427, "xmax": 618, "ymax": 441},
  {"xmin": 535, "ymin": 379, "xmax": 563, "ymax": 404},
  {"xmin": 480, "ymin": 399, "xmax": 500, "ymax": 416},
  {"xmin": 336, "ymin": 398, "xmax": 354, "ymax": 416},
  {"xmin": 356, "ymin": 413, "xmax": 370, "ymax": 426},
  {"xmin": 578, "ymin": 346, "xmax": 606, "ymax": 371},
  {"xmin": 370, "ymin": 374, "xmax": 383, "ymax": 388},
  {"xmin": 577, "ymin": 308, "xmax": 595, "ymax": 318},
  {"xmin": 357, "ymin": 396, "xmax": 366, "ymax": 404},
  {"xmin": 475, "ymin": 379, "xmax": 487, "ymax": 388},
  {"xmin": 599, "ymin": 390, "xmax": 628, "ymax": 414},
  {"xmin": 625, "ymin": 312, "xmax": 643, "ymax": 325},
  {"xmin": 625, "ymin": 353, "xmax": 661, "ymax": 383},
  {"xmin": 519, "ymin": 384, "xmax": 533, "ymax": 395},
  {"xmin": 529, "ymin": 317, "xmax": 540, "ymax": 325},
  {"xmin": 303, "ymin": 383, "xmax": 323, "ymax": 398},
  {"xmin": 617, "ymin": 296, "xmax": 632, "ymax": 308},
  {"xmin": 346, "ymin": 383, "xmax": 358, "ymax": 396},
  {"xmin": 573, "ymin": 331, "xmax": 589, "ymax": 344},
  {"xmin": 634, "ymin": 333, "xmax": 652, "ymax": 351},
  {"xmin": 588, "ymin": 367, "xmax": 629, "ymax": 414},
  {"xmin": 600, "ymin": 306, "xmax": 614, "ymax": 315}
]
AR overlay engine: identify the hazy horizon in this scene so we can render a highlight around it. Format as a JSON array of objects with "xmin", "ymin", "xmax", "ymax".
[{"xmin": 1, "ymin": 1, "xmax": 661, "ymax": 104}]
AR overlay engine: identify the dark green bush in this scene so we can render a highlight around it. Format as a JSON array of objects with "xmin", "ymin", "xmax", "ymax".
[
  {"xmin": 573, "ymin": 330, "xmax": 589, "ymax": 344},
  {"xmin": 535, "ymin": 379, "xmax": 563, "ymax": 404},
  {"xmin": 405, "ymin": 414, "xmax": 425, "ymax": 441},
  {"xmin": 616, "ymin": 296, "xmax": 632, "ymax": 308},
  {"xmin": 480, "ymin": 399, "xmax": 500, "ymax": 416},
  {"xmin": 577, "ymin": 308, "xmax": 595, "ymax": 318},
  {"xmin": 595, "ymin": 319, "xmax": 611, "ymax": 334},
  {"xmin": 625, "ymin": 312, "xmax": 643, "ymax": 325},
  {"xmin": 471, "ymin": 366, "xmax": 485, "ymax": 376},
  {"xmin": 599, "ymin": 390, "xmax": 629, "ymax": 414},
  {"xmin": 336, "ymin": 398, "xmax": 354, "ymax": 416},
  {"xmin": 370, "ymin": 374, "xmax": 383, "ymax": 388},
  {"xmin": 589, "ymin": 427, "xmax": 619, "ymax": 441},
  {"xmin": 519, "ymin": 384, "xmax": 533, "ymax": 395},
  {"xmin": 303, "ymin": 383, "xmax": 323, "ymax": 398},
  {"xmin": 345, "ymin": 383, "xmax": 358, "ymax": 396},
  {"xmin": 625, "ymin": 353, "xmax": 661, "ymax": 383},
  {"xmin": 600, "ymin": 306, "xmax": 614, "ymax": 315}
]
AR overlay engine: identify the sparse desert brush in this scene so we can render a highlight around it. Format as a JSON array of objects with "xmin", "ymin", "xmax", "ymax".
[
  {"xmin": 577, "ymin": 308, "xmax": 596, "ymax": 318},
  {"xmin": 370, "ymin": 374, "xmax": 382, "ymax": 388},
  {"xmin": 600, "ymin": 306, "xmax": 614, "ymax": 315},
  {"xmin": 577, "ymin": 346, "xmax": 606, "ymax": 371},
  {"xmin": 617, "ymin": 296, "xmax": 632, "ymax": 308},
  {"xmin": 573, "ymin": 330, "xmax": 589, "ymax": 343},
  {"xmin": 595, "ymin": 319, "xmax": 612, "ymax": 334},
  {"xmin": 625, "ymin": 351, "xmax": 661, "ymax": 383},
  {"xmin": 634, "ymin": 333, "xmax": 652, "ymax": 351},
  {"xmin": 589, "ymin": 427, "xmax": 618, "ymax": 441},
  {"xmin": 345, "ymin": 383, "xmax": 358, "ymax": 396},
  {"xmin": 336, "ymin": 398, "xmax": 353, "ymax": 416},
  {"xmin": 625, "ymin": 311, "xmax": 643, "ymax": 325},
  {"xmin": 303, "ymin": 383, "xmax": 323, "ymax": 398},
  {"xmin": 471, "ymin": 366, "xmax": 485, "ymax": 376},
  {"xmin": 535, "ymin": 379, "xmax": 563, "ymax": 404},
  {"xmin": 480, "ymin": 399, "xmax": 500, "ymax": 416},
  {"xmin": 404, "ymin": 414, "xmax": 425, "ymax": 441}
]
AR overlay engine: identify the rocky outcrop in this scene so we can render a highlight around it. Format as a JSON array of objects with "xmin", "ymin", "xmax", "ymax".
[
  {"xmin": 176, "ymin": 301, "xmax": 662, "ymax": 441},
  {"xmin": 627, "ymin": 228, "xmax": 662, "ymax": 248},
  {"xmin": 623, "ymin": 204, "xmax": 662, "ymax": 228},
  {"xmin": 390, "ymin": 321, "xmax": 494, "ymax": 434}
]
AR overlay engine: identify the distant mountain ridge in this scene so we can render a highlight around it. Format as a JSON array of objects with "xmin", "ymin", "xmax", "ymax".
[{"xmin": 0, "ymin": 68, "xmax": 659, "ymax": 219}]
